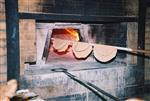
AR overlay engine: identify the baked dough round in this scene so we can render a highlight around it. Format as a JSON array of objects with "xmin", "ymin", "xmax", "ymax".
[
  {"xmin": 93, "ymin": 44, "xmax": 117, "ymax": 62},
  {"xmin": 72, "ymin": 42, "xmax": 92, "ymax": 58},
  {"xmin": 52, "ymin": 38, "xmax": 70, "ymax": 52}
]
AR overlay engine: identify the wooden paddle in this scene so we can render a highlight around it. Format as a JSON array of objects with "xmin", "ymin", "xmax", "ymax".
[{"xmin": 51, "ymin": 38, "xmax": 150, "ymax": 62}]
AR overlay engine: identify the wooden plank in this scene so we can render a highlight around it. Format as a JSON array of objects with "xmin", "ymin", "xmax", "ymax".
[{"xmin": 5, "ymin": 0, "xmax": 20, "ymax": 81}]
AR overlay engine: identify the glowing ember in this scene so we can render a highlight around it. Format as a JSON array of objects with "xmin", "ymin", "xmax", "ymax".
[{"xmin": 65, "ymin": 28, "xmax": 79, "ymax": 41}]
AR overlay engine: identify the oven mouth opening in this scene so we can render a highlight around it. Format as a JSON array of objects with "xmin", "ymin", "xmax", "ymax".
[
  {"xmin": 36, "ymin": 22, "xmax": 127, "ymax": 65},
  {"xmin": 51, "ymin": 28, "xmax": 81, "ymax": 41}
]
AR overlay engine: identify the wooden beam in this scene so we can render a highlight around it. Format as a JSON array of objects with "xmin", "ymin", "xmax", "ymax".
[
  {"xmin": 19, "ymin": 13, "xmax": 138, "ymax": 23},
  {"xmin": 5, "ymin": 0, "xmax": 20, "ymax": 81}
]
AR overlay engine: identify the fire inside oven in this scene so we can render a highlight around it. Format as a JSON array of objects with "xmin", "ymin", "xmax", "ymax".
[
  {"xmin": 47, "ymin": 28, "xmax": 83, "ymax": 63},
  {"xmin": 51, "ymin": 29, "xmax": 81, "ymax": 41}
]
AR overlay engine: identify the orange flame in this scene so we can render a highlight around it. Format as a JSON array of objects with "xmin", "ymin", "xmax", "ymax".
[{"xmin": 65, "ymin": 28, "xmax": 79, "ymax": 41}]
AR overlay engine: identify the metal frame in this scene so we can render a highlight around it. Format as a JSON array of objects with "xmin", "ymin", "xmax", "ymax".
[
  {"xmin": 5, "ymin": 0, "xmax": 20, "ymax": 81},
  {"xmin": 5, "ymin": 0, "xmax": 146, "ymax": 83},
  {"xmin": 19, "ymin": 13, "xmax": 138, "ymax": 23},
  {"xmin": 137, "ymin": 0, "xmax": 146, "ymax": 86}
]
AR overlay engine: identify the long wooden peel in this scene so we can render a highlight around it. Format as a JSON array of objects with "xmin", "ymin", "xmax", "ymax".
[
  {"xmin": 115, "ymin": 46, "xmax": 150, "ymax": 55},
  {"xmin": 51, "ymin": 38, "xmax": 150, "ymax": 54},
  {"xmin": 129, "ymin": 49, "xmax": 150, "ymax": 54}
]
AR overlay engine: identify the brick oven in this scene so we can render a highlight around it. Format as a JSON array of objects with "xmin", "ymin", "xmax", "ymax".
[
  {"xmin": 4, "ymin": 0, "xmax": 149, "ymax": 101},
  {"xmin": 21, "ymin": 22, "xmax": 134, "ymax": 100}
]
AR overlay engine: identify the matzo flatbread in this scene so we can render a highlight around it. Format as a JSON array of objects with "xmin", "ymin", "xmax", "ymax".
[
  {"xmin": 53, "ymin": 38, "xmax": 70, "ymax": 52},
  {"xmin": 72, "ymin": 42, "xmax": 92, "ymax": 58},
  {"xmin": 93, "ymin": 44, "xmax": 117, "ymax": 62}
]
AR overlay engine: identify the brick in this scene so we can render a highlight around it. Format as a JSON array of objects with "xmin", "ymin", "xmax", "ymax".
[
  {"xmin": 41, "ymin": 0, "xmax": 55, "ymax": 5},
  {"xmin": 20, "ymin": 52, "xmax": 36, "ymax": 60},
  {"xmin": 19, "ymin": 5, "xmax": 29, "ymax": 12},
  {"xmin": 0, "ymin": 0, "xmax": 5, "ymax": 3},
  {"xmin": 19, "ymin": 19, "xmax": 36, "ymax": 74},
  {"xmin": 20, "ymin": 51, "xmax": 36, "ymax": 57},
  {"xmin": 145, "ymin": 33, "xmax": 150, "ymax": 38},
  {"xmin": 125, "ymin": 0, "xmax": 138, "ymax": 16},
  {"xmin": 18, "ymin": 0, "xmax": 29, "ymax": 11},
  {"xmin": 20, "ymin": 45, "xmax": 36, "ymax": 51},
  {"xmin": 28, "ymin": 0, "xmax": 41, "ymax": 4},
  {"xmin": 18, "ymin": 0, "xmax": 48, "ymax": 12},
  {"xmin": 20, "ymin": 33, "xmax": 36, "ymax": 40},
  {"xmin": 19, "ymin": 0, "xmax": 41, "ymax": 5},
  {"xmin": 28, "ymin": 4, "xmax": 42, "ymax": 12},
  {"xmin": 0, "ymin": 31, "xmax": 6, "ymax": 39},
  {"xmin": 145, "ymin": 59, "xmax": 150, "ymax": 67},
  {"xmin": 0, "ymin": 13, "xmax": 5, "ymax": 20},
  {"xmin": 20, "ymin": 48, "xmax": 36, "ymax": 53},
  {"xmin": 145, "ymin": 43, "xmax": 150, "ymax": 49},
  {"xmin": 19, "ymin": 20, "xmax": 36, "ymax": 34},
  {"xmin": 0, "ymin": 73, "xmax": 7, "ymax": 82},
  {"xmin": 0, "ymin": 65, "xmax": 7, "ymax": 73},
  {"xmin": 20, "ymin": 40, "xmax": 35, "ymax": 45},
  {"xmin": 19, "ymin": 20, "xmax": 36, "ymax": 33},
  {"xmin": 0, "ymin": 21, "xmax": 6, "ymax": 30},
  {"xmin": 0, "ymin": 47, "xmax": 6, "ymax": 56},
  {"xmin": 145, "ymin": 63, "xmax": 150, "ymax": 81},
  {"xmin": 145, "ymin": 37, "xmax": 150, "ymax": 44},
  {"xmin": 19, "ymin": 0, "xmax": 29, "ymax": 3},
  {"xmin": 0, "ymin": 55, "xmax": 6, "ymax": 65},
  {"xmin": 0, "ymin": 39, "xmax": 6, "ymax": 47},
  {"xmin": 0, "ymin": 2, "xmax": 5, "ymax": 13}
]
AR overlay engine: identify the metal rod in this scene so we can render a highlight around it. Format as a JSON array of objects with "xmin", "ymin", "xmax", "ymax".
[
  {"xmin": 64, "ymin": 71, "xmax": 107, "ymax": 101},
  {"xmin": 64, "ymin": 71, "xmax": 120, "ymax": 101},
  {"xmin": 51, "ymin": 68, "xmax": 120, "ymax": 101}
]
